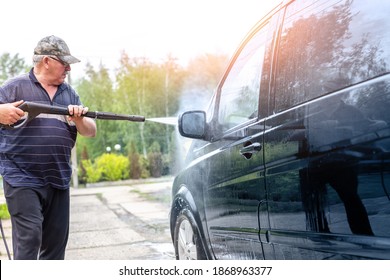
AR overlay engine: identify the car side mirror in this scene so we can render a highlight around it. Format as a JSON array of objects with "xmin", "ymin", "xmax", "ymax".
[{"xmin": 178, "ymin": 110, "xmax": 207, "ymax": 139}]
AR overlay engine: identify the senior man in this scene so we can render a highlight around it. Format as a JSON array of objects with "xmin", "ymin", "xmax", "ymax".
[{"xmin": 0, "ymin": 35, "xmax": 96, "ymax": 259}]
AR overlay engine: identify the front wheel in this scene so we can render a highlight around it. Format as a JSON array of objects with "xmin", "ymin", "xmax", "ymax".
[{"xmin": 174, "ymin": 211, "xmax": 206, "ymax": 260}]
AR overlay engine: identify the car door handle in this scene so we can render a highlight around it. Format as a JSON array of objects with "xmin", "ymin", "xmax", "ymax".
[{"xmin": 240, "ymin": 142, "xmax": 262, "ymax": 159}]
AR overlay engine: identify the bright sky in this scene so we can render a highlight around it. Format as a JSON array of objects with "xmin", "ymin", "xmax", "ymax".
[{"xmin": 1, "ymin": 0, "xmax": 278, "ymax": 80}]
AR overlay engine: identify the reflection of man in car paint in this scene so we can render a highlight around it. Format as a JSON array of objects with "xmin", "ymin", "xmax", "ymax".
[
  {"xmin": 302, "ymin": 154, "xmax": 374, "ymax": 235},
  {"xmin": 300, "ymin": 97, "xmax": 388, "ymax": 236}
]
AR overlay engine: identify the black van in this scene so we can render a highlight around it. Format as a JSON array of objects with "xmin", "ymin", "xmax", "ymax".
[{"xmin": 170, "ymin": 0, "xmax": 390, "ymax": 260}]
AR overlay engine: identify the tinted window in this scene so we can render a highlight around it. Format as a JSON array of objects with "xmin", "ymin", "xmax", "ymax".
[
  {"xmin": 218, "ymin": 23, "xmax": 269, "ymax": 131},
  {"xmin": 274, "ymin": 0, "xmax": 390, "ymax": 112}
]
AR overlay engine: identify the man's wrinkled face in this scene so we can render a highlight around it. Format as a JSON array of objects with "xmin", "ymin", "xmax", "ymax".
[{"xmin": 47, "ymin": 56, "xmax": 71, "ymax": 85}]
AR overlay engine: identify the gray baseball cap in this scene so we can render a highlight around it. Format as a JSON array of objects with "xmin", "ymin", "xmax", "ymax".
[{"xmin": 34, "ymin": 35, "xmax": 80, "ymax": 64}]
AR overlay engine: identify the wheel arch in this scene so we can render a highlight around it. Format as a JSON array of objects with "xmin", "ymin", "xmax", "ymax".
[{"xmin": 170, "ymin": 184, "xmax": 213, "ymax": 259}]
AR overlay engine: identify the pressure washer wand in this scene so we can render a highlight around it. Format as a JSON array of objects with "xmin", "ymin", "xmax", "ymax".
[{"xmin": 2, "ymin": 101, "xmax": 145, "ymax": 129}]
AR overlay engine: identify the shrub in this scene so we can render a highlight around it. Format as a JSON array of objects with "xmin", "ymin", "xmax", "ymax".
[
  {"xmin": 81, "ymin": 159, "xmax": 103, "ymax": 183},
  {"xmin": 140, "ymin": 156, "xmax": 150, "ymax": 178},
  {"xmin": 96, "ymin": 153, "xmax": 130, "ymax": 181},
  {"xmin": 128, "ymin": 142, "xmax": 141, "ymax": 179},
  {"xmin": 82, "ymin": 153, "xmax": 130, "ymax": 183},
  {"xmin": 0, "ymin": 203, "xmax": 10, "ymax": 219},
  {"xmin": 78, "ymin": 145, "xmax": 90, "ymax": 184},
  {"xmin": 148, "ymin": 151, "xmax": 163, "ymax": 177},
  {"xmin": 147, "ymin": 141, "xmax": 163, "ymax": 177}
]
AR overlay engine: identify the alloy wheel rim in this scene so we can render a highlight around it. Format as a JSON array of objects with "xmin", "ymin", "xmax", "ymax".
[{"xmin": 177, "ymin": 219, "xmax": 197, "ymax": 260}]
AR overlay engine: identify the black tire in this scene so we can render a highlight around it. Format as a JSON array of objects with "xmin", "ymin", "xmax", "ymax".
[{"xmin": 173, "ymin": 210, "xmax": 206, "ymax": 260}]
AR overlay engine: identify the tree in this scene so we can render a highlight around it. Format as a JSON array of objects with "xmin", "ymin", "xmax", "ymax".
[
  {"xmin": 180, "ymin": 53, "xmax": 229, "ymax": 112},
  {"xmin": 116, "ymin": 52, "xmax": 183, "ymax": 157},
  {"xmin": 162, "ymin": 54, "xmax": 184, "ymax": 153},
  {"xmin": 0, "ymin": 53, "xmax": 28, "ymax": 84},
  {"xmin": 116, "ymin": 54, "xmax": 150, "ymax": 157},
  {"xmin": 76, "ymin": 62, "xmax": 117, "ymax": 159},
  {"xmin": 74, "ymin": 51, "xmax": 230, "ymax": 180}
]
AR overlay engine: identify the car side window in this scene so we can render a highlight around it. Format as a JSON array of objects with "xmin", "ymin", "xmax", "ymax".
[
  {"xmin": 217, "ymin": 23, "xmax": 269, "ymax": 132},
  {"xmin": 274, "ymin": 0, "xmax": 390, "ymax": 113}
]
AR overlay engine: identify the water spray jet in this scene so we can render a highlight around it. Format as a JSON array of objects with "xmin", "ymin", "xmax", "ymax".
[{"xmin": 145, "ymin": 117, "xmax": 177, "ymax": 126}]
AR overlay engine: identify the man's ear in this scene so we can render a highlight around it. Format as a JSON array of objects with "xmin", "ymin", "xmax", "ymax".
[{"xmin": 43, "ymin": 56, "xmax": 51, "ymax": 68}]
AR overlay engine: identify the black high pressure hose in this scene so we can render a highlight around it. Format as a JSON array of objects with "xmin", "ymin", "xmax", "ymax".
[{"xmin": 0, "ymin": 218, "xmax": 11, "ymax": 260}]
